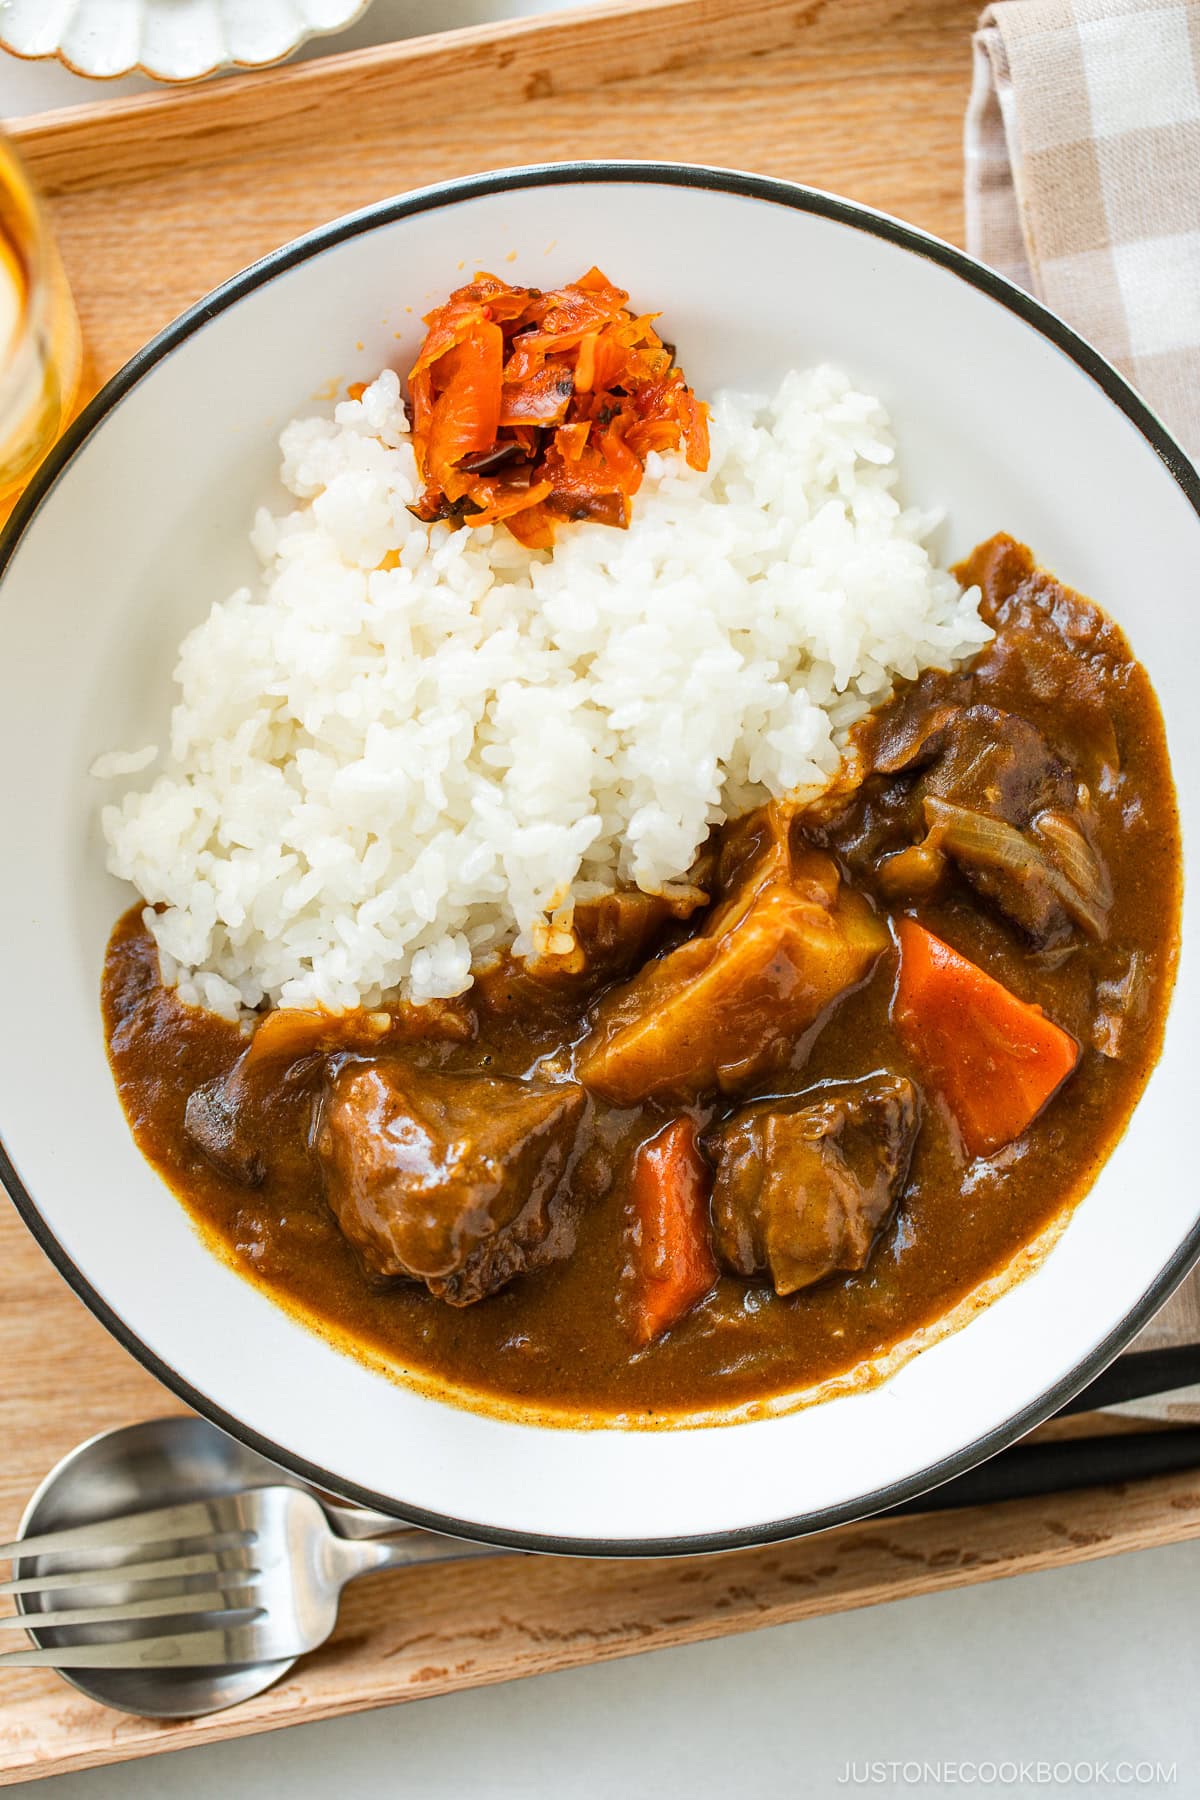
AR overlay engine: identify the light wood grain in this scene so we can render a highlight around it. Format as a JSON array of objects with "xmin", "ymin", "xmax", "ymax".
[
  {"xmin": 3, "ymin": 1459, "xmax": 1200, "ymax": 1785},
  {"xmin": 11, "ymin": 0, "xmax": 807, "ymax": 196},
  {"xmin": 3, "ymin": 0, "xmax": 1193, "ymax": 1784},
  {"xmin": 12, "ymin": 0, "xmax": 980, "ymax": 391}
]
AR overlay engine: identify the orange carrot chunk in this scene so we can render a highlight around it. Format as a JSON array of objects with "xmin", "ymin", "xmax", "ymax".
[
  {"xmin": 892, "ymin": 918, "xmax": 1080, "ymax": 1159},
  {"xmin": 628, "ymin": 1118, "xmax": 718, "ymax": 1346}
]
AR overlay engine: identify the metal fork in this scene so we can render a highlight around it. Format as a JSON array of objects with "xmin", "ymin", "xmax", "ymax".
[{"xmin": 0, "ymin": 1486, "xmax": 501, "ymax": 1669}]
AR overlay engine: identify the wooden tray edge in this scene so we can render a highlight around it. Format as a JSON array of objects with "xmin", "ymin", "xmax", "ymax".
[
  {"xmin": 0, "ymin": 1, "xmax": 1173, "ymax": 1782},
  {"xmin": 3, "ymin": 1466, "xmax": 1199, "ymax": 1785},
  {"xmin": 10, "ymin": 0, "xmax": 801, "ymax": 196}
]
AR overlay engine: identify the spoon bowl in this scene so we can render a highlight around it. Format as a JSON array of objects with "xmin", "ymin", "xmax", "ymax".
[{"xmin": 14, "ymin": 1416, "xmax": 307, "ymax": 1718}]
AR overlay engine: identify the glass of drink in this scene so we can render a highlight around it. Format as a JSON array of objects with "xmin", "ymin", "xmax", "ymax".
[{"xmin": 0, "ymin": 136, "xmax": 81, "ymax": 500}]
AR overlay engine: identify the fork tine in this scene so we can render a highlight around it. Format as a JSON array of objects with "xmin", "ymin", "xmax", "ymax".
[
  {"xmin": 0, "ymin": 1547, "xmax": 259, "ymax": 1598},
  {"xmin": 0, "ymin": 1494, "xmax": 269, "ymax": 1564},
  {"xmin": 0, "ymin": 1621, "xmax": 285, "ymax": 1671},
  {"xmin": 0, "ymin": 1591, "xmax": 260, "ymax": 1631}
]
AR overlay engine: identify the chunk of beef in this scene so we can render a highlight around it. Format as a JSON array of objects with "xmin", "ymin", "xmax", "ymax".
[
  {"xmin": 957, "ymin": 533, "xmax": 1125, "ymax": 785},
  {"xmin": 475, "ymin": 884, "xmax": 706, "ymax": 1014},
  {"xmin": 915, "ymin": 705, "xmax": 1093, "ymax": 942},
  {"xmin": 712, "ymin": 801, "xmax": 797, "ymax": 903},
  {"xmin": 184, "ymin": 1071, "xmax": 265, "ymax": 1188},
  {"xmin": 919, "ymin": 703, "xmax": 1073, "ymax": 812},
  {"xmin": 705, "ymin": 1074, "xmax": 919, "ymax": 1295},
  {"xmin": 865, "ymin": 667, "xmax": 973, "ymax": 777},
  {"xmin": 576, "ymin": 814, "xmax": 888, "ymax": 1105},
  {"xmin": 315, "ymin": 1060, "xmax": 586, "ymax": 1305},
  {"xmin": 573, "ymin": 886, "xmax": 706, "ymax": 970},
  {"xmin": 814, "ymin": 698, "xmax": 1111, "ymax": 949},
  {"xmin": 181, "ymin": 997, "xmax": 473, "ymax": 1190}
]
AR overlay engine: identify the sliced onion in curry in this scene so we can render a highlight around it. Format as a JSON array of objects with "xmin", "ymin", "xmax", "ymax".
[{"xmin": 922, "ymin": 794, "xmax": 1111, "ymax": 940}]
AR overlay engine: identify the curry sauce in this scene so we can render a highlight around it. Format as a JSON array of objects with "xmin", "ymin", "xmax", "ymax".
[{"xmin": 102, "ymin": 537, "xmax": 1182, "ymax": 1422}]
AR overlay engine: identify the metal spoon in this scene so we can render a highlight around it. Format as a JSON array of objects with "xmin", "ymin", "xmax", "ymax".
[
  {"xmin": 7, "ymin": 1415, "xmax": 498, "ymax": 1719},
  {"xmin": 11, "ymin": 1346, "xmax": 1200, "ymax": 1717}
]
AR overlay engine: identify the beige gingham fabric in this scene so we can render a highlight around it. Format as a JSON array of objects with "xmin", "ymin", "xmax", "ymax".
[
  {"xmin": 966, "ymin": 0, "xmax": 1200, "ymax": 462},
  {"xmin": 967, "ymin": 0, "xmax": 1200, "ymax": 1419}
]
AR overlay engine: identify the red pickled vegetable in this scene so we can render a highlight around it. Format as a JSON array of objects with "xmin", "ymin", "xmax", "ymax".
[
  {"xmin": 405, "ymin": 266, "xmax": 709, "ymax": 543},
  {"xmin": 422, "ymin": 325, "xmax": 503, "ymax": 497}
]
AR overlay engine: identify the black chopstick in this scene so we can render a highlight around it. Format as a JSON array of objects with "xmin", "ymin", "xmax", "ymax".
[
  {"xmin": 883, "ymin": 1427, "xmax": 1200, "ymax": 1518},
  {"xmin": 867, "ymin": 1348, "xmax": 1200, "ymax": 1520},
  {"xmin": 1055, "ymin": 1345, "xmax": 1200, "ymax": 1416}
]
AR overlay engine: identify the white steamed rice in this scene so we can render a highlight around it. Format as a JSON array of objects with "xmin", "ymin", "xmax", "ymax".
[{"xmin": 97, "ymin": 364, "xmax": 990, "ymax": 1018}]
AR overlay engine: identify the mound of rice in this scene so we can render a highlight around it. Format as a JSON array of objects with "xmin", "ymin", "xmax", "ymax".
[{"xmin": 97, "ymin": 364, "xmax": 990, "ymax": 1018}]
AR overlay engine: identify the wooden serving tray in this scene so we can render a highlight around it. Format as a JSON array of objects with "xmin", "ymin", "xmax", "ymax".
[{"xmin": 4, "ymin": 0, "xmax": 1199, "ymax": 1782}]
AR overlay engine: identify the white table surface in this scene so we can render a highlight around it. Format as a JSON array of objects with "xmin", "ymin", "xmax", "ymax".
[{"xmin": 4, "ymin": 7, "xmax": 1199, "ymax": 1797}]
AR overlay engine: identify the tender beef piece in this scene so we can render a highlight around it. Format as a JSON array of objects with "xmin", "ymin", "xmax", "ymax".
[
  {"xmin": 475, "ymin": 884, "xmax": 706, "ymax": 1015},
  {"xmin": 705, "ymin": 1074, "xmax": 919, "ymax": 1295},
  {"xmin": 712, "ymin": 801, "xmax": 796, "ymax": 900},
  {"xmin": 184, "ymin": 1071, "xmax": 265, "ymax": 1188},
  {"xmin": 813, "ymin": 698, "xmax": 1110, "ymax": 949},
  {"xmin": 916, "ymin": 704, "xmax": 1074, "ymax": 817},
  {"xmin": 573, "ymin": 887, "xmax": 706, "ymax": 968},
  {"xmin": 183, "ymin": 998, "xmax": 478, "ymax": 1190},
  {"xmin": 576, "ymin": 810, "xmax": 888, "ymax": 1105},
  {"xmin": 917, "ymin": 705, "xmax": 1092, "ymax": 943},
  {"xmin": 865, "ymin": 667, "xmax": 973, "ymax": 776},
  {"xmin": 958, "ymin": 532, "xmax": 1125, "ymax": 784},
  {"xmin": 314, "ymin": 1060, "xmax": 586, "ymax": 1305}
]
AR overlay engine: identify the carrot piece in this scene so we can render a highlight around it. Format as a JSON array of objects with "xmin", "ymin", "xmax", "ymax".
[
  {"xmin": 680, "ymin": 387, "xmax": 710, "ymax": 470},
  {"xmin": 464, "ymin": 478, "xmax": 554, "ymax": 529},
  {"xmin": 554, "ymin": 420, "xmax": 591, "ymax": 463},
  {"xmin": 892, "ymin": 919, "xmax": 1080, "ymax": 1158},
  {"xmin": 572, "ymin": 331, "xmax": 599, "ymax": 392},
  {"xmin": 627, "ymin": 1119, "xmax": 718, "ymax": 1346},
  {"xmin": 498, "ymin": 361, "xmax": 575, "ymax": 427},
  {"xmin": 502, "ymin": 498, "xmax": 558, "ymax": 550},
  {"xmin": 590, "ymin": 324, "xmax": 637, "ymax": 393},
  {"xmin": 423, "ymin": 322, "xmax": 503, "ymax": 488}
]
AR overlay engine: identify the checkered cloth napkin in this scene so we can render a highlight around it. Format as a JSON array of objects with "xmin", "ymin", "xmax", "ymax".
[
  {"xmin": 967, "ymin": 0, "xmax": 1200, "ymax": 462},
  {"xmin": 966, "ymin": 0, "xmax": 1200, "ymax": 1419}
]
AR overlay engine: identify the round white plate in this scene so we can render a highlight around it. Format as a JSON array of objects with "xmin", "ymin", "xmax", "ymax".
[
  {"xmin": 0, "ymin": 165, "xmax": 1196, "ymax": 1553},
  {"xmin": 0, "ymin": 0, "xmax": 372, "ymax": 82}
]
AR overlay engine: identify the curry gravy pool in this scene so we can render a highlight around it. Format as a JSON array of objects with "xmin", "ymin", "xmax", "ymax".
[{"xmin": 101, "ymin": 536, "xmax": 1181, "ymax": 1423}]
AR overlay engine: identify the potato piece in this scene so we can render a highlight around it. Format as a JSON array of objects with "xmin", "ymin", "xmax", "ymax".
[{"xmin": 577, "ymin": 847, "xmax": 886, "ymax": 1105}]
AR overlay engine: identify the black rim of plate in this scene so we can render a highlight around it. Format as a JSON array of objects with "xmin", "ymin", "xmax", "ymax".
[{"xmin": 2, "ymin": 161, "xmax": 1198, "ymax": 1558}]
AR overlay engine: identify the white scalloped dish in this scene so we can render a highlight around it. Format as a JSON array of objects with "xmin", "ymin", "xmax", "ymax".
[{"xmin": 0, "ymin": 0, "xmax": 372, "ymax": 83}]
